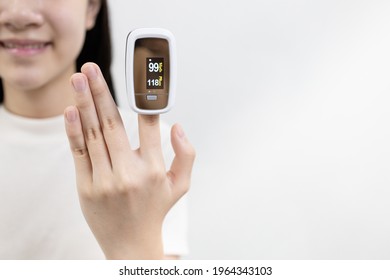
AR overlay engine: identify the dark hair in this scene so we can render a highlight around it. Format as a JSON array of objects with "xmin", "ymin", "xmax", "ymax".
[{"xmin": 0, "ymin": 0, "xmax": 116, "ymax": 104}]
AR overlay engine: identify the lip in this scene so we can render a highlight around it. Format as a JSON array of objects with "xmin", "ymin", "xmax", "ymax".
[{"xmin": 0, "ymin": 39, "xmax": 52, "ymax": 57}]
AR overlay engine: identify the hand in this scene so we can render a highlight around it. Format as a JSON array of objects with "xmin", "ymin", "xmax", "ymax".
[{"xmin": 63, "ymin": 63, "xmax": 195, "ymax": 259}]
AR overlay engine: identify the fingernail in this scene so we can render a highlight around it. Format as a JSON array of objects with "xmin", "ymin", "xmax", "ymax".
[
  {"xmin": 176, "ymin": 124, "xmax": 186, "ymax": 139},
  {"xmin": 85, "ymin": 64, "xmax": 98, "ymax": 80},
  {"xmin": 72, "ymin": 75, "xmax": 86, "ymax": 92},
  {"xmin": 66, "ymin": 108, "xmax": 77, "ymax": 123}
]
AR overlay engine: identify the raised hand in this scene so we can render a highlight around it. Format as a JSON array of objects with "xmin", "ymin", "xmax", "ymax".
[{"xmin": 64, "ymin": 63, "xmax": 195, "ymax": 259}]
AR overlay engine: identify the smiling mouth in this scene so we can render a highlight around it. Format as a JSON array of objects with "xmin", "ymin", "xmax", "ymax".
[
  {"xmin": 1, "ymin": 42, "xmax": 49, "ymax": 49},
  {"xmin": 0, "ymin": 41, "xmax": 51, "ymax": 50},
  {"xmin": 0, "ymin": 40, "xmax": 52, "ymax": 57}
]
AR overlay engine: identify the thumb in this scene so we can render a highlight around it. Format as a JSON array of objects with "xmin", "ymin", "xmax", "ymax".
[{"xmin": 168, "ymin": 124, "xmax": 196, "ymax": 198}]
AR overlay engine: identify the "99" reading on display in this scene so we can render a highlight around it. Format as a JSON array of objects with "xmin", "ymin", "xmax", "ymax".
[
  {"xmin": 148, "ymin": 62, "xmax": 163, "ymax": 73},
  {"xmin": 146, "ymin": 57, "xmax": 164, "ymax": 89}
]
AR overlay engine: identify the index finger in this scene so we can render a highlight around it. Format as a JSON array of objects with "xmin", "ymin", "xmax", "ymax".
[{"xmin": 138, "ymin": 114, "xmax": 164, "ymax": 162}]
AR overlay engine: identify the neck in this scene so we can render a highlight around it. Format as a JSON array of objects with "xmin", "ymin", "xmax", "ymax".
[{"xmin": 3, "ymin": 66, "xmax": 75, "ymax": 119}]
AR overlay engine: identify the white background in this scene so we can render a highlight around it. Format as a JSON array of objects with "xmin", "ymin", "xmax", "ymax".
[{"xmin": 108, "ymin": 0, "xmax": 390, "ymax": 259}]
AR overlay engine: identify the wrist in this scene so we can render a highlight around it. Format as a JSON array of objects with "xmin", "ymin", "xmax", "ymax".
[{"xmin": 103, "ymin": 231, "xmax": 164, "ymax": 260}]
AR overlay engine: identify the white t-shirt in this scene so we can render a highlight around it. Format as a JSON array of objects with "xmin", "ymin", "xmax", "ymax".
[{"xmin": 0, "ymin": 105, "xmax": 188, "ymax": 259}]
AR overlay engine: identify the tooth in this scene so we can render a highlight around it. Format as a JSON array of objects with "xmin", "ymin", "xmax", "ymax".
[{"xmin": 2, "ymin": 42, "xmax": 46, "ymax": 49}]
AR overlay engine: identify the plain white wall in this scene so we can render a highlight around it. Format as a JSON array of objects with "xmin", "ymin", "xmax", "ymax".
[{"xmin": 108, "ymin": 0, "xmax": 390, "ymax": 259}]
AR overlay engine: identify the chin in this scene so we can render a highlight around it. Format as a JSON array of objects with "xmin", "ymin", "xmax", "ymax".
[
  {"xmin": 4, "ymin": 71, "xmax": 48, "ymax": 92},
  {"xmin": 9, "ymin": 80, "xmax": 46, "ymax": 93}
]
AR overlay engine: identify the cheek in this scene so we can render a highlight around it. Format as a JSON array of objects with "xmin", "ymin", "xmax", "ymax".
[{"xmin": 50, "ymin": 9, "xmax": 88, "ymax": 60}]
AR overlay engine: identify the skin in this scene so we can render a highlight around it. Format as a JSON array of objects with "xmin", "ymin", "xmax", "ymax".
[
  {"xmin": 65, "ymin": 63, "xmax": 195, "ymax": 259},
  {"xmin": 0, "ymin": 0, "xmax": 195, "ymax": 259},
  {"xmin": 0, "ymin": 0, "xmax": 99, "ymax": 117}
]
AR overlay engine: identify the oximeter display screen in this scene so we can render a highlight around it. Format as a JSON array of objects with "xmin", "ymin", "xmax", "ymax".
[
  {"xmin": 132, "ymin": 37, "xmax": 169, "ymax": 110},
  {"xmin": 146, "ymin": 57, "xmax": 164, "ymax": 89}
]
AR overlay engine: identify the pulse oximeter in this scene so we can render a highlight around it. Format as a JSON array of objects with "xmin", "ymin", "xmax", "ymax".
[{"xmin": 125, "ymin": 28, "xmax": 177, "ymax": 114}]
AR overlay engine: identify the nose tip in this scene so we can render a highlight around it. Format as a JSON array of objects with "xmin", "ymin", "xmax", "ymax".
[{"xmin": 0, "ymin": 5, "xmax": 43, "ymax": 31}]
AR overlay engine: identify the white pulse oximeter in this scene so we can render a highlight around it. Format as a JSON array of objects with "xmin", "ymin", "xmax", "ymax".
[{"xmin": 125, "ymin": 28, "xmax": 177, "ymax": 114}]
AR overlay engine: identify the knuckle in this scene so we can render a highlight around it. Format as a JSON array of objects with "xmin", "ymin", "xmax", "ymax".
[
  {"xmin": 148, "ymin": 165, "xmax": 166, "ymax": 184},
  {"xmin": 116, "ymin": 174, "xmax": 144, "ymax": 197},
  {"xmin": 117, "ymin": 174, "xmax": 133, "ymax": 191},
  {"xmin": 72, "ymin": 146, "xmax": 89, "ymax": 158},
  {"xmin": 99, "ymin": 177, "xmax": 114, "ymax": 189},
  {"xmin": 84, "ymin": 126, "xmax": 102, "ymax": 142},
  {"xmin": 96, "ymin": 180, "xmax": 115, "ymax": 199},
  {"xmin": 98, "ymin": 187, "xmax": 113, "ymax": 199},
  {"xmin": 87, "ymin": 176, "xmax": 113, "ymax": 200},
  {"xmin": 101, "ymin": 115, "xmax": 120, "ymax": 132}
]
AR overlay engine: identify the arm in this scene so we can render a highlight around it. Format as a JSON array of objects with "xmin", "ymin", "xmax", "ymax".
[{"xmin": 64, "ymin": 63, "xmax": 195, "ymax": 259}]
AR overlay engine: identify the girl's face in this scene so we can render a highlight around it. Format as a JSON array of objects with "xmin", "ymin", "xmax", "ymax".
[{"xmin": 0, "ymin": 0, "xmax": 101, "ymax": 92}]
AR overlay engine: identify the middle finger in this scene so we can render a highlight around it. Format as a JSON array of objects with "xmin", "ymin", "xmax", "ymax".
[
  {"xmin": 81, "ymin": 63, "xmax": 134, "ymax": 169},
  {"xmin": 71, "ymin": 73, "xmax": 112, "ymax": 178}
]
